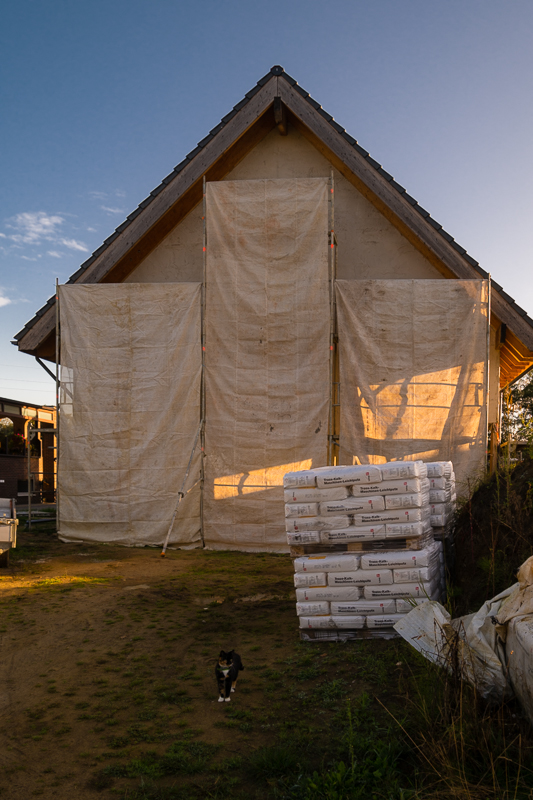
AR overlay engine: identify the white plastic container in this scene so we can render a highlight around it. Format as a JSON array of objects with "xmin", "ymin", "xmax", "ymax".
[
  {"xmin": 294, "ymin": 554, "xmax": 361, "ymax": 573},
  {"xmin": 321, "ymin": 526, "xmax": 386, "ymax": 543},
  {"xmin": 293, "ymin": 572, "xmax": 327, "ymax": 588},
  {"xmin": 328, "ymin": 569, "xmax": 393, "ymax": 586},
  {"xmin": 285, "ymin": 516, "xmax": 349, "ymax": 533},
  {"xmin": 298, "ymin": 615, "xmax": 365, "ymax": 629},
  {"xmin": 379, "ymin": 461, "xmax": 427, "ymax": 481},
  {"xmin": 284, "ymin": 486, "xmax": 350, "ymax": 504},
  {"xmin": 319, "ymin": 496, "xmax": 385, "ymax": 516},
  {"xmin": 296, "ymin": 586, "xmax": 362, "ymax": 602},
  {"xmin": 384, "ymin": 492, "xmax": 429, "ymax": 510},
  {"xmin": 331, "ymin": 600, "xmax": 396, "ymax": 615},
  {"xmin": 296, "ymin": 601, "xmax": 330, "ymax": 616},
  {"xmin": 315, "ymin": 465, "xmax": 382, "ymax": 488}
]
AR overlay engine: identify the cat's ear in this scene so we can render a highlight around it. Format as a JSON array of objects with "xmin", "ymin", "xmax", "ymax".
[{"xmin": 219, "ymin": 650, "xmax": 227, "ymax": 660}]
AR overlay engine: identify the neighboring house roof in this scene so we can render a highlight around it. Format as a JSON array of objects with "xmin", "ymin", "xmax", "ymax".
[{"xmin": 13, "ymin": 65, "xmax": 533, "ymax": 386}]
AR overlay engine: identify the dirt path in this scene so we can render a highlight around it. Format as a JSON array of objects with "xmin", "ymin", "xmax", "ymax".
[{"xmin": 0, "ymin": 527, "xmax": 301, "ymax": 799}]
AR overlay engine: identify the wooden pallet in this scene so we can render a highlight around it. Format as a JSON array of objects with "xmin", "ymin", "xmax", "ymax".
[{"xmin": 289, "ymin": 534, "xmax": 434, "ymax": 557}]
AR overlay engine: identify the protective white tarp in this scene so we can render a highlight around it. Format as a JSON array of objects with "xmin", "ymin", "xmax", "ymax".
[
  {"xmin": 336, "ymin": 280, "xmax": 489, "ymax": 493},
  {"xmin": 59, "ymin": 283, "xmax": 202, "ymax": 546},
  {"xmin": 204, "ymin": 178, "xmax": 330, "ymax": 551}
]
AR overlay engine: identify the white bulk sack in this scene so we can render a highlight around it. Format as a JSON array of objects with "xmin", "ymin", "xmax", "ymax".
[
  {"xmin": 294, "ymin": 554, "xmax": 360, "ymax": 573},
  {"xmin": 351, "ymin": 478, "xmax": 429, "ymax": 496},
  {"xmin": 319, "ymin": 496, "xmax": 385, "ymax": 516},
  {"xmin": 321, "ymin": 526, "xmax": 386, "ymax": 543},
  {"xmin": 367, "ymin": 614, "xmax": 406, "ymax": 629},
  {"xmin": 353, "ymin": 507, "xmax": 430, "ymax": 526},
  {"xmin": 296, "ymin": 601, "xmax": 330, "ymax": 616},
  {"xmin": 393, "ymin": 565, "xmax": 440, "ymax": 583},
  {"xmin": 328, "ymin": 569, "xmax": 393, "ymax": 586},
  {"xmin": 380, "ymin": 462, "xmax": 428, "ymax": 481},
  {"xmin": 284, "ymin": 503, "xmax": 320, "ymax": 518},
  {"xmin": 296, "ymin": 586, "xmax": 362, "ymax": 602},
  {"xmin": 364, "ymin": 580, "xmax": 438, "ymax": 599},
  {"xmin": 299, "ymin": 616, "xmax": 365, "ymax": 629},
  {"xmin": 331, "ymin": 600, "xmax": 396, "ymax": 615},
  {"xmin": 426, "ymin": 462, "xmax": 453, "ymax": 478},
  {"xmin": 384, "ymin": 521, "xmax": 431, "ymax": 538},
  {"xmin": 286, "ymin": 531, "xmax": 321, "ymax": 546},
  {"xmin": 362, "ymin": 542, "xmax": 440, "ymax": 569},
  {"xmin": 285, "ymin": 516, "xmax": 349, "ymax": 533},
  {"xmin": 315, "ymin": 465, "xmax": 382, "ymax": 488},
  {"xmin": 283, "ymin": 471, "xmax": 319, "ymax": 489},
  {"xmin": 384, "ymin": 492, "xmax": 429, "ymax": 510},
  {"xmin": 396, "ymin": 598, "xmax": 429, "ymax": 612},
  {"xmin": 284, "ymin": 486, "xmax": 350, "ymax": 503},
  {"xmin": 293, "ymin": 572, "xmax": 327, "ymax": 588},
  {"xmin": 429, "ymin": 489, "xmax": 451, "ymax": 504}
]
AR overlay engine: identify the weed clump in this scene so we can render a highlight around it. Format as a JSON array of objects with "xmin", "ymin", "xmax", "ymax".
[{"xmin": 453, "ymin": 455, "xmax": 533, "ymax": 613}]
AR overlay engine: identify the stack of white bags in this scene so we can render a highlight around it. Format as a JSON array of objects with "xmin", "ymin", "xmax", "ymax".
[
  {"xmin": 284, "ymin": 461, "xmax": 453, "ymax": 637},
  {"xmin": 427, "ymin": 462, "xmax": 457, "ymax": 540}
]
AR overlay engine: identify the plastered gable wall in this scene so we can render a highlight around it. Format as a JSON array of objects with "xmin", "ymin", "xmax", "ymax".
[{"xmin": 125, "ymin": 127, "xmax": 444, "ymax": 284}]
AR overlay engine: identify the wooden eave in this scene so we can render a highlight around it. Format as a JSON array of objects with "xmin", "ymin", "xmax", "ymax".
[{"xmin": 14, "ymin": 68, "xmax": 533, "ymax": 386}]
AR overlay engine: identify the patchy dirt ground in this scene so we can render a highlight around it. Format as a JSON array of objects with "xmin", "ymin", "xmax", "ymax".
[
  {"xmin": 1, "ymin": 525, "xmax": 405, "ymax": 800},
  {"xmin": 3, "ymin": 523, "xmax": 533, "ymax": 800}
]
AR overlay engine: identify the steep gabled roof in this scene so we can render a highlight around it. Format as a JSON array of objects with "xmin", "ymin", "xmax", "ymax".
[{"xmin": 14, "ymin": 65, "xmax": 533, "ymax": 385}]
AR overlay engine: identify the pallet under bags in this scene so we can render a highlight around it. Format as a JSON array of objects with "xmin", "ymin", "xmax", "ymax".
[{"xmin": 285, "ymin": 460, "xmax": 452, "ymax": 640}]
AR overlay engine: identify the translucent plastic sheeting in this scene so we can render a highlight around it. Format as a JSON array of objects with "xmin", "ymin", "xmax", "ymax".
[
  {"xmin": 204, "ymin": 178, "xmax": 330, "ymax": 551},
  {"xmin": 336, "ymin": 280, "xmax": 489, "ymax": 493},
  {"xmin": 58, "ymin": 283, "xmax": 202, "ymax": 546}
]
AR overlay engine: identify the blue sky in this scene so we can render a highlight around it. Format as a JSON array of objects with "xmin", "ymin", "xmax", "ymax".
[{"xmin": 1, "ymin": 0, "xmax": 533, "ymax": 405}]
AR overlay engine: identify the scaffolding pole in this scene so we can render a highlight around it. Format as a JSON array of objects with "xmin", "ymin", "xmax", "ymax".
[
  {"xmin": 200, "ymin": 176, "xmax": 207, "ymax": 546},
  {"xmin": 486, "ymin": 275, "xmax": 492, "ymax": 472},
  {"xmin": 55, "ymin": 278, "xmax": 60, "ymax": 533},
  {"xmin": 327, "ymin": 169, "xmax": 337, "ymax": 465}
]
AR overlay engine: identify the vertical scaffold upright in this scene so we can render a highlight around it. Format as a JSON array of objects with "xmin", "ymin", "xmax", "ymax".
[
  {"xmin": 55, "ymin": 277, "xmax": 60, "ymax": 534},
  {"xmin": 327, "ymin": 169, "xmax": 338, "ymax": 466},
  {"xmin": 200, "ymin": 176, "xmax": 207, "ymax": 546}
]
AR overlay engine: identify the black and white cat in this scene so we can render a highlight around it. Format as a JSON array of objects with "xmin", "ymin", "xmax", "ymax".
[{"xmin": 215, "ymin": 649, "xmax": 244, "ymax": 702}]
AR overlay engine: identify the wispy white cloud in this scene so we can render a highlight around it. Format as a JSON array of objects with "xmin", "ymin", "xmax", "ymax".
[
  {"xmin": 101, "ymin": 205, "xmax": 125, "ymax": 215},
  {"xmin": 8, "ymin": 211, "xmax": 64, "ymax": 245},
  {"xmin": 0, "ymin": 233, "xmax": 6, "ymax": 238},
  {"xmin": 0, "ymin": 292, "xmax": 11, "ymax": 307},
  {"xmin": 59, "ymin": 238, "xmax": 89, "ymax": 252},
  {"xmin": 3, "ymin": 211, "xmax": 89, "ymax": 257},
  {"xmin": 87, "ymin": 227, "xmax": 97, "ymax": 232},
  {"xmin": 115, "ymin": 190, "xmax": 126, "ymax": 198},
  {"xmin": 89, "ymin": 191, "xmax": 108, "ymax": 200}
]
